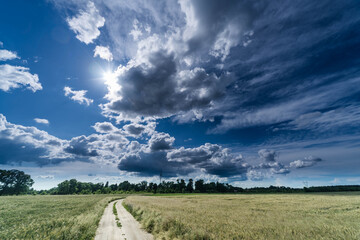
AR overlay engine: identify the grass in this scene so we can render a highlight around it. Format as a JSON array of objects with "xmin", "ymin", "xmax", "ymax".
[
  {"xmin": 113, "ymin": 201, "xmax": 122, "ymax": 228},
  {"xmin": 124, "ymin": 192, "xmax": 360, "ymax": 240},
  {"xmin": 0, "ymin": 194, "xmax": 125, "ymax": 240}
]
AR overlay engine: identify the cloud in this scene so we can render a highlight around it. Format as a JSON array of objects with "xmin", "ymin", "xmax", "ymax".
[
  {"xmin": 64, "ymin": 86, "xmax": 93, "ymax": 106},
  {"xmin": 244, "ymin": 148, "xmax": 295, "ymax": 181},
  {"xmin": 290, "ymin": 156, "xmax": 322, "ymax": 169},
  {"xmin": 53, "ymin": 1, "xmax": 360, "ymax": 143},
  {"xmin": 66, "ymin": 2, "xmax": 105, "ymax": 44},
  {"xmin": 92, "ymin": 122, "xmax": 117, "ymax": 133},
  {"xmin": 92, "ymin": 121, "xmax": 156, "ymax": 139},
  {"xmin": 64, "ymin": 135, "xmax": 99, "ymax": 157},
  {"xmin": 258, "ymin": 149, "xmax": 277, "ymax": 162},
  {"xmin": 179, "ymin": 0, "xmax": 260, "ymax": 61},
  {"xmin": 0, "ymin": 50, "xmax": 19, "ymax": 61},
  {"xmin": 0, "ymin": 64, "xmax": 42, "ymax": 92},
  {"xmin": 123, "ymin": 123, "xmax": 145, "ymax": 136},
  {"xmin": 118, "ymin": 140, "xmax": 248, "ymax": 178},
  {"xmin": 208, "ymin": 76, "xmax": 360, "ymax": 134},
  {"xmin": 37, "ymin": 175, "xmax": 54, "ymax": 179},
  {"xmin": 62, "ymin": 131, "xmax": 129, "ymax": 164},
  {"xmin": 148, "ymin": 132, "xmax": 175, "ymax": 151},
  {"xmin": 0, "ymin": 114, "xmax": 69, "ymax": 165},
  {"xmin": 129, "ymin": 19, "xmax": 143, "ymax": 41},
  {"xmin": 246, "ymin": 170, "xmax": 268, "ymax": 181},
  {"xmin": 34, "ymin": 118, "xmax": 49, "ymax": 125},
  {"xmin": 94, "ymin": 46, "xmax": 113, "ymax": 61},
  {"xmin": 0, "ymin": 113, "xmax": 325, "ymax": 180},
  {"xmin": 82, "ymin": 0, "xmax": 247, "ymax": 121},
  {"xmin": 167, "ymin": 143, "xmax": 249, "ymax": 177},
  {"xmin": 101, "ymin": 47, "xmax": 233, "ymax": 120},
  {"xmin": 283, "ymin": 106, "xmax": 360, "ymax": 133},
  {"xmin": 118, "ymin": 151, "xmax": 194, "ymax": 177},
  {"xmin": 0, "ymin": 41, "xmax": 3, "ymax": 48}
]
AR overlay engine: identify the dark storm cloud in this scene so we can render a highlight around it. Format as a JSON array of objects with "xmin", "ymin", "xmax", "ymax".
[
  {"xmin": 119, "ymin": 143, "xmax": 248, "ymax": 178},
  {"xmin": 118, "ymin": 151, "xmax": 195, "ymax": 177},
  {"xmin": 103, "ymin": 50, "xmax": 232, "ymax": 120}
]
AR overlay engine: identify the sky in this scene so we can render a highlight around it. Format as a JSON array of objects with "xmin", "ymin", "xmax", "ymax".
[{"xmin": 0, "ymin": 0, "xmax": 359, "ymax": 190}]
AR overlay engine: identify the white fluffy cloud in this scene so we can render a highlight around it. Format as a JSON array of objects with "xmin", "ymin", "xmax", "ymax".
[
  {"xmin": 66, "ymin": 2, "xmax": 105, "ymax": 44},
  {"xmin": 289, "ymin": 156, "xmax": 322, "ymax": 169},
  {"xmin": 34, "ymin": 118, "xmax": 49, "ymax": 125},
  {"xmin": 64, "ymin": 86, "xmax": 93, "ymax": 106},
  {"xmin": 0, "ymin": 49, "xmax": 19, "ymax": 61},
  {"xmin": 0, "ymin": 64, "xmax": 42, "ymax": 92},
  {"xmin": 94, "ymin": 46, "xmax": 113, "ymax": 61},
  {"xmin": 148, "ymin": 132, "xmax": 175, "ymax": 151}
]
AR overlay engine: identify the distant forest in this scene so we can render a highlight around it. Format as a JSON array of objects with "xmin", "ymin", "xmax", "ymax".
[
  {"xmin": 1, "ymin": 169, "xmax": 360, "ymax": 196},
  {"xmin": 37, "ymin": 179, "xmax": 360, "ymax": 195}
]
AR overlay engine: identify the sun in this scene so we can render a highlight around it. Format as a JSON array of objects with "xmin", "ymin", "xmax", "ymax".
[{"xmin": 103, "ymin": 71, "xmax": 116, "ymax": 81}]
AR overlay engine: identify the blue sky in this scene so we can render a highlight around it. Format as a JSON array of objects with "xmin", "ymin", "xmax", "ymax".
[{"xmin": 0, "ymin": 0, "xmax": 359, "ymax": 190}]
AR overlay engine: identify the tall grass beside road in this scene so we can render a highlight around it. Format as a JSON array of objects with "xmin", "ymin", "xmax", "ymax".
[
  {"xmin": 124, "ymin": 193, "xmax": 360, "ymax": 240},
  {"xmin": 0, "ymin": 195, "xmax": 125, "ymax": 240}
]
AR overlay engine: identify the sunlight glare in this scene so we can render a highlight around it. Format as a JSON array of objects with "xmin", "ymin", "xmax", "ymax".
[{"xmin": 103, "ymin": 71, "xmax": 116, "ymax": 81}]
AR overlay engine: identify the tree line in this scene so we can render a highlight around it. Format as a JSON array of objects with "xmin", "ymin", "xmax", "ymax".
[
  {"xmin": 39, "ymin": 179, "xmax": 360, "ymax": 195},
  {"xmin": 38, "ymin": 178, "xmax": 244, "ymax": 195},
  {"xmin": 2, "ymin": 169, "xmax": 360, "ymax": 195}
]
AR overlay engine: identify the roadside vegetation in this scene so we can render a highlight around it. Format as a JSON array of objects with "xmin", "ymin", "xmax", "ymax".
[
  {"xmin": 113, "ymin": 201, "xmax": 122, "ymax": 228},
  {"xmin": 124, "ymin": 193, "xmax": 360, "ymax": 240},
  {"xmin": 0, "ymin": 194, "xmax": 125, "ymax": 239}
]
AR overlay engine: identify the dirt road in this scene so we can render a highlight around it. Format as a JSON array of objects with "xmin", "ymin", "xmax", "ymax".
[{"xmin": 95, "ymin": 199, "xmax": 154, "ymax": 240}]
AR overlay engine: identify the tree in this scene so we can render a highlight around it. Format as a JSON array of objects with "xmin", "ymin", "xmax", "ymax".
[
  {"xmin": 195, "ymin": 179, "xmax": 205, "ymax": 193},
  {"xmin": 69, "ymin": 179, "xmax": 78, "ymax": 194},
  {"xmin": 186, "ymin": 179, "xmax": 194, "ymax": 193},
  {"xmin": 0, "ymin": 169, "xmax": 34, "ymax": 195},
  {"xmin": 57, "ymin": 180, "xmax": 70, "ymax": 194}
]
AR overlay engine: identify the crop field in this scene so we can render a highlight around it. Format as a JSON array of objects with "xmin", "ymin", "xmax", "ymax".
[
  {"xmin": 0, "ymin": 194, "xmax": 125, "ymax": 240},
  {"xmin": 124, "ymin": 192, "xmax": 360, "ymax": 240}
]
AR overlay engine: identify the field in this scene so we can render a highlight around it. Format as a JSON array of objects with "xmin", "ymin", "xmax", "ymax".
[
  {"xmin": 124, "ymin": 192, "xmax": 360, "ymax": 240},
  {"xmin": 0, "ymin": 194, "xmax": 125, "ymax": 240}
]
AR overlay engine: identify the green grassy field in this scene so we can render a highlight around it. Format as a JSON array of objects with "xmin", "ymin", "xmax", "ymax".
[
  {"xmin": 124, "ymin": 192, "xmax": 360, "ymax": 240},
  {"xmin": 0, "ymin": 194, "xmax": 125, "ymax": 240}
]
